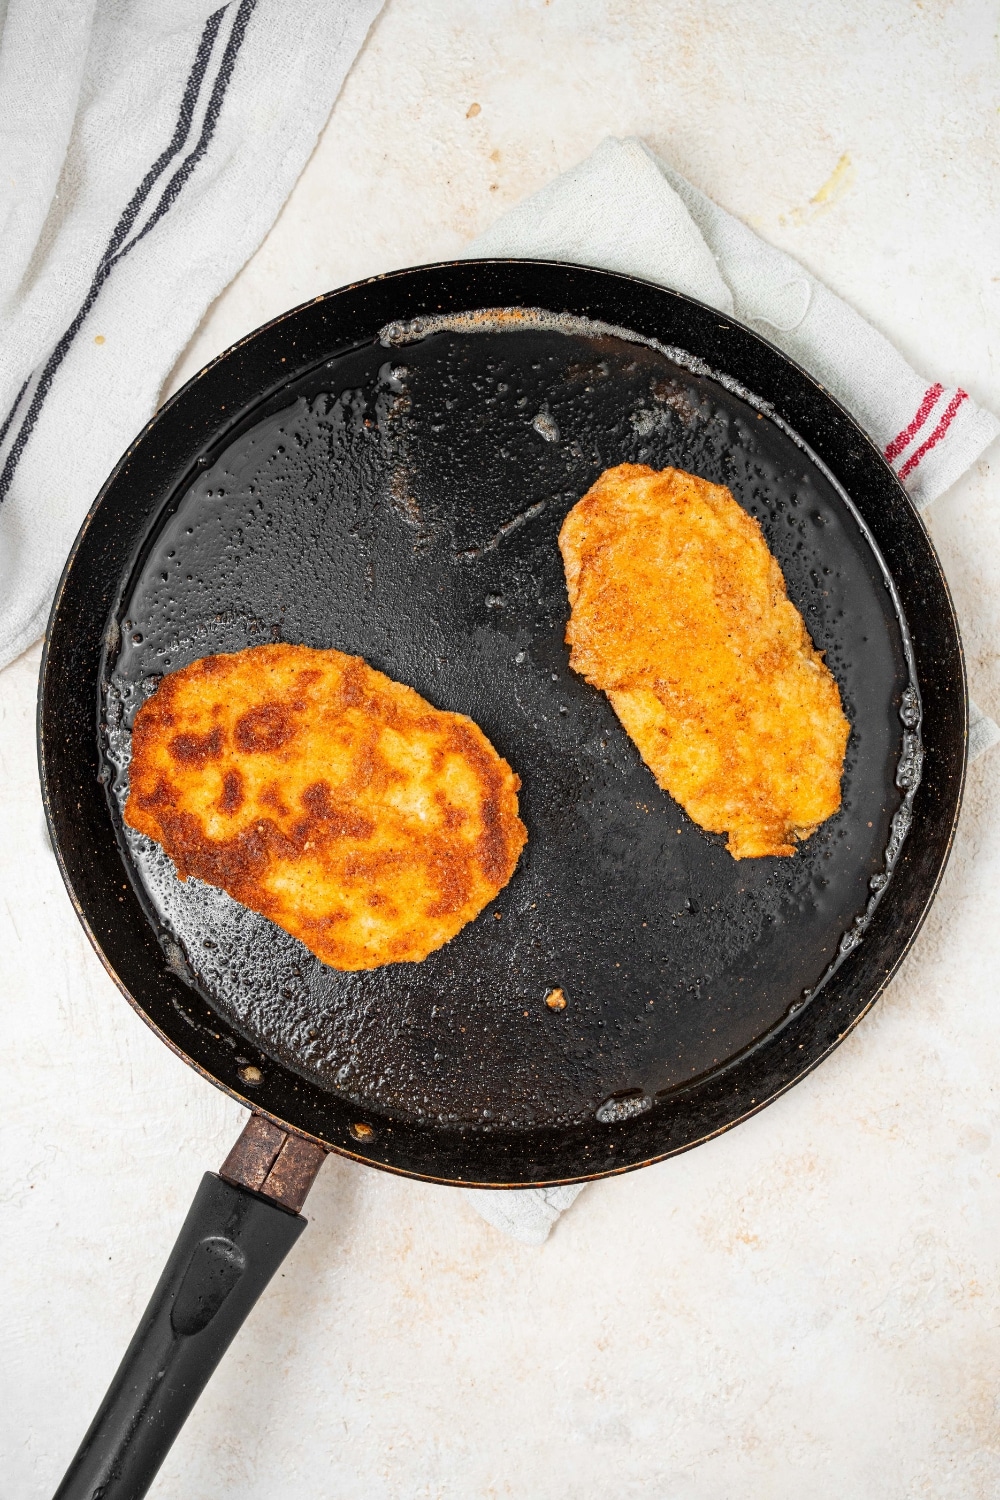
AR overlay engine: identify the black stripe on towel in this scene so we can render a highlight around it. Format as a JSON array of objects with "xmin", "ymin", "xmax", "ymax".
[
  {"xmin": 0, "ymin": 0, "xmax": 257, "ymax": 507},
  {"xmin": 0, "ymin": 377, "xmax": 30, "ymax": 451},
  {"xmin": 0, "ymin": 4, "xmax": 225, "ymax": 466}
]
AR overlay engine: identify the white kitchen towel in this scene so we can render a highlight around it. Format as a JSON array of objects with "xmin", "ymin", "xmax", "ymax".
[
  {"xmin": 462, "ymin": 135, "xmax": 1000, "ymax": 1245},
  {"xmin": 0, "ymin": 0, "xmax": 382, "ymax": 671},
  {"xmin": 467, "ymin": 1184, "xmax": 587, "ymax": 1249}
]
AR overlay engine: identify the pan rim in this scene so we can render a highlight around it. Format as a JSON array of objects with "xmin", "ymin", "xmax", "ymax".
[{"xmin": 38, "ymin": 257, "xmax": 968, "ymax": 1186}]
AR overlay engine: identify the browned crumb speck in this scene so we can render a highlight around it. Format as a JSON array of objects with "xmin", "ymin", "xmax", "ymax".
[
  {"xmin": 125, "ymin": 643, "xmax": 527, "ymax": 969},
  {"xmin": 559, "ymin": 463, "xmax": 850, "ymax": 859}
]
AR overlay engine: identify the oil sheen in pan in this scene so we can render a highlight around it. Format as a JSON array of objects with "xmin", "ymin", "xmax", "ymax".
[{"xmin": 102, "ymin": 316, "xmax": 920, "ymax": 1131}]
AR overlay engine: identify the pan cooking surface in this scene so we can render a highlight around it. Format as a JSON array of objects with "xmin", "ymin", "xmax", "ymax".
[{"xmin": 104, "ymin": 317, "xmax": 916, "ymax": 1131}]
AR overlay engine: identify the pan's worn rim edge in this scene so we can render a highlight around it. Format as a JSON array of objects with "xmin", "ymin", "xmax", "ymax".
[{"xmin": 37, "ymin": 257, "xmax": 968, "ymax": 1187}]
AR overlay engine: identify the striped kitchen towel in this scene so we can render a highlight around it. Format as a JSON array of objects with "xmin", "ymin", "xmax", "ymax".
[
  {"xmin": 469, "ymin": 137, "xmax": 1000, "ymax": 516},
  {"xmin": 0, "ymin": 0, "xmax": 382, "ymax": 671}
]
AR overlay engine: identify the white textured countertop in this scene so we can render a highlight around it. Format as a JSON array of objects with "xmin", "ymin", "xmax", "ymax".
[{"xmin": 3, "ymin": 3, "xmax": 1000, "ymax": 1496}]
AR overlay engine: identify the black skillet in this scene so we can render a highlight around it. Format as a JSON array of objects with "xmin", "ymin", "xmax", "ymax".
[{"xmin": 41, "ymin": 260, "xmax": 966, "ymax": 1497}]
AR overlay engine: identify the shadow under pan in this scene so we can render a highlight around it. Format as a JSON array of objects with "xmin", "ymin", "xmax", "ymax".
[{"xmin": 104, "ymin": 317, "xmax": 915, "ymax": 1134}]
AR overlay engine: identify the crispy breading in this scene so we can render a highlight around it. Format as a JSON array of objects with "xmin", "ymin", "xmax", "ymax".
[
  {"xmin": 124, "ymin": 644, "xmax": 527, "ymax": 969},
  {"xmin": 559, "ymin": 464, "xmax": 850, "ymax": 859}
]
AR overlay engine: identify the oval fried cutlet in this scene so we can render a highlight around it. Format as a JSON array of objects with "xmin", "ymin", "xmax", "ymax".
[
  {"xmin": 124, "ymin": 644, "xmax": 527, "ymax": 969},
  {"xmin": 559, "ymin": 464, "xmax": 850, "ymax": 859}
]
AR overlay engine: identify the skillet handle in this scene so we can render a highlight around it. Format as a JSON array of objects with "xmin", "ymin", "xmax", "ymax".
[{"xmin": 53, "ymin": 1117, "xmax": 326, "ymax": 1500}]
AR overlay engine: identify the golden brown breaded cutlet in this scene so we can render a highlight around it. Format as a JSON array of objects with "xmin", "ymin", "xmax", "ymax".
[
  {"xmin": 559, "ymin": 463, "xmax": 850, "ymax": 859},
  {"xmin": 125, "ymin": 643, "xmax": 527, "ymax": 969}
]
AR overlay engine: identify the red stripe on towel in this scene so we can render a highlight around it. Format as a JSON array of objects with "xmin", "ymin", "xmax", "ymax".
[
  {"xmin": 897, "ymin": 390, "xmax": 968, "ymax": 482},
  {"xmin": 884, "ymin": 383, "xmax": 943, "ymax": 463}
]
